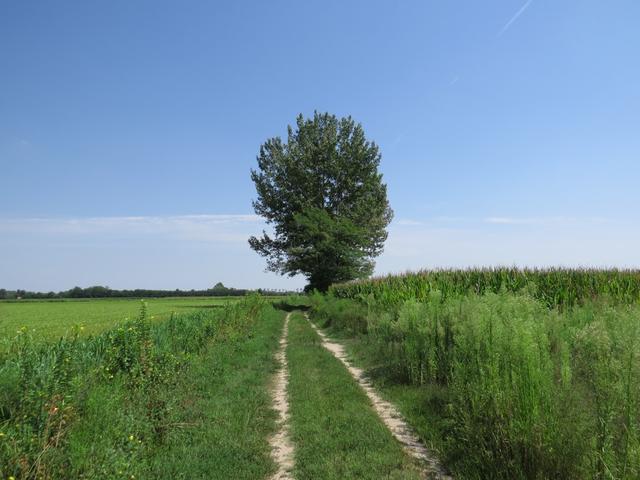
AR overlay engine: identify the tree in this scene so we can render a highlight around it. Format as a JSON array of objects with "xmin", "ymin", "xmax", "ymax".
[
  {"xmin": 249, "ymin": 112, "xmax": 393, "ymax": 292},
  {"xmin": 68, "ymin": 287, "xmax": 83, "ymax": 298},
  {"xmin": 212, "ymin": 282, "xmax": 228, "ymax": 294}
]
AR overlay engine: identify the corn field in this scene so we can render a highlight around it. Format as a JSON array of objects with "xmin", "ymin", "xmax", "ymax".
[{"xmin": 329, "ymin": 267, "xmax": 640, "ymax": 308}]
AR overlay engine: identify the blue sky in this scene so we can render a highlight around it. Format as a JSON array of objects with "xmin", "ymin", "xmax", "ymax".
[{"xmin": 1, "ymin": 1, "xmax": 639, "ymax": 291}]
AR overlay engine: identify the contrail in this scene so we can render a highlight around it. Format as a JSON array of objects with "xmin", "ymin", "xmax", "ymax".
[{"xmin": 498, "ymin": 0, "xmax": 534, "ymax": 36}]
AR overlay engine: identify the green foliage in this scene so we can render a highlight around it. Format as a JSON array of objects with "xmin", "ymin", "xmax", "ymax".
[
  {"xmin": 0, "ymin": 295, "xmax": 271, "ymax": 479},
  {"xmin": 330, "ymin": 267, "xmax": 640, "ymax": 309},
  {"xmin": 249, "ymin": 112, "xmax": 393, "ymax": 291},
  {"xmin": 141, "ymin": 301, "xmax": 285, "ymax": 479},
  {"xmin": 311, "ymin": 291, "xmax": 640, "ymax": 479},
  {"xmin": 309, "ymin": 291, "xmax": 369, "ymax": 335}
]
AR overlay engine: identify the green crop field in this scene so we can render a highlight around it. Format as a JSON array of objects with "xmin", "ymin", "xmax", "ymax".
[
  {"xmin": 2, "ymin": 270, "xmax": 640, "ymax": 479},
  {"xmin": 0, "ymin": 296, "xmax": 245, "ymax": 340}
]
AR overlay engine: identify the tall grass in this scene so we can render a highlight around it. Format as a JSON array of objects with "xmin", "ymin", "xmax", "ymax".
[
  {"xmin": 311, "ymin": 290, "xmax": 640, "ymax": 479},
  {"xmin": 0, "ymin": 295, "xmax": 267, "ymax": 479},
  {"xmin": 330, "ymin": 267, "xmax": 640, "ymax": 309}
]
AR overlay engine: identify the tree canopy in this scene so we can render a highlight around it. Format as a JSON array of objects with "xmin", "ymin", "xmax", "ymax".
[{"xmin": 249, "ymin": 112, "xmax": 393, "ymax": 291}]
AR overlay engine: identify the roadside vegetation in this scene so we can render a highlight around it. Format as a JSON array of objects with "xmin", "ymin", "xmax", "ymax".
[
  {"xmin": 144, "ymin": 301, "xmax": 284, "ymax": 479},
  {"xmin": 0, "ymin": 295, "xmax": 284, "ymax": 479},
  {"xmin": 312, "ymin": 268, "xmax": 640, "ymax": 479}
]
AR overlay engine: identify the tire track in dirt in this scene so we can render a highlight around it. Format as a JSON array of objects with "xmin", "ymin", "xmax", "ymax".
[
  {"xmin": 268, "ymin": 312, "xmax": 294, "ymax": 480},
  {"xmin": 306, "ymin": 313, "xmax": 452, "ymax": 479}
]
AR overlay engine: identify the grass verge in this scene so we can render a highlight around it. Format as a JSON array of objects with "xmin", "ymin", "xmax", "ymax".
[
  {"xmin": 141, "ymin": 304, "xmax": 285, "ymax": 479},
  {"xmin": 1, "ymin": 298, "xmax": 285, "ymax": 479}
]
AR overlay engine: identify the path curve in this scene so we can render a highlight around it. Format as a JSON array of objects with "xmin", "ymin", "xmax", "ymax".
[
  {"xmin": 306, "ymin": 313, "xmax": 452, "ymax": 479},
  {"xmin": 268, "ymin": 312, "xmax": 294, "ymax": 480}
]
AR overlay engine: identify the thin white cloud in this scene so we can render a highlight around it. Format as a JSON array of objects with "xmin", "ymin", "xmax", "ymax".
[
  {"xmin": 0, "ymin": 214, "xmax": 303, "ymax": 291},
  {"xmin": 395, "ymin": 219, "xmax": 424, "ymax": 226},
  {"xmin": 393, "ymin": 216, "xmax": 611, "ymax": 229},
  {"xmin": 0, "ymin": 214, "xmax": 264, "ymax": 243},
  {"xmin": 1, "ymin": 212, "xmax": 637, "ymax": 291},
  {"xmin": 497, "ymin": 0, "xmax": 534, "ymax": 37},
  {"xmin": 483, "ymin": 216, "xmax": 611, "ymax": 226},
  {"xmin": 393, "ymin": 217, "xmax": 473, "ymax": 228},
  {"xmin": 484, "ymin": 216, "xmax": 554, "ymax": 225}
]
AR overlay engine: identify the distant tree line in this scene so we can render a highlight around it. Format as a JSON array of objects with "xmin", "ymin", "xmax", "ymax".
[{"xmin": 0, "ymin": 283, "xmax": 296, "ymax": 300}]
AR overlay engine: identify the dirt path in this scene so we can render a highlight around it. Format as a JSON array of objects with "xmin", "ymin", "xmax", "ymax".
[
  {"xmin": 268, "ymin": 312, "xmax": 295, "ymax": 480},
  {"xmin": 306, "ymin": 313, "xmax": 452, "ymax": 479}
]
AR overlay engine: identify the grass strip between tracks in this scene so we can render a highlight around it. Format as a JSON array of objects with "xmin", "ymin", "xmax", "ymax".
[{"xmin": 286, "ymin": 312, "xmax": 422, "ymax": 480}]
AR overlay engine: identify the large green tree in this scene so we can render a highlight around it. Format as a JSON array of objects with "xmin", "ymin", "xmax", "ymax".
[{"xmin": 249, "ymin": 112, "xmax": 393, "ymax": 291}]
